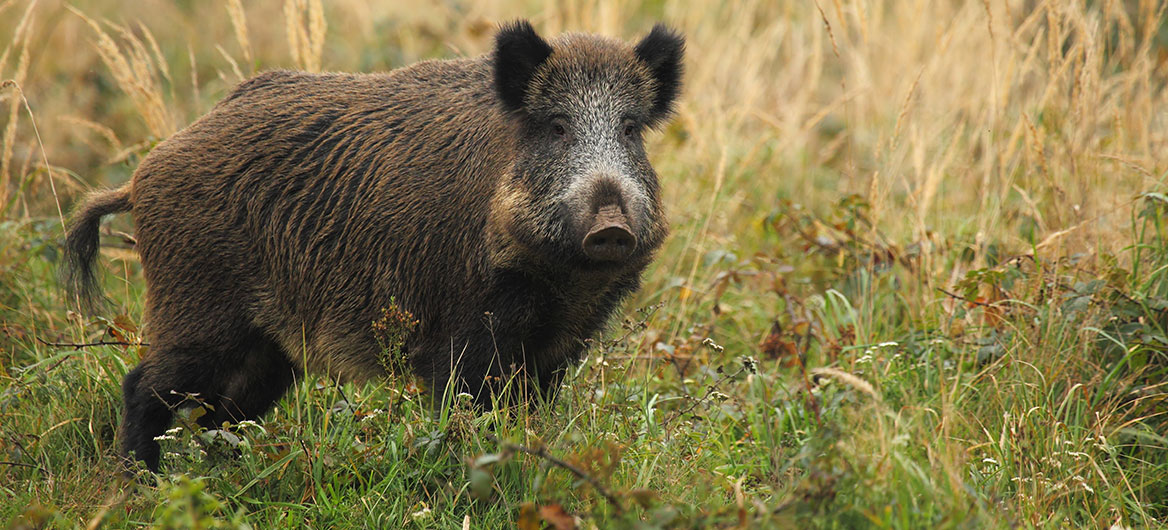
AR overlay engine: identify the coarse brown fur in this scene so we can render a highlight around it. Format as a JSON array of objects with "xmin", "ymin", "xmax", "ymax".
[{"xmin": 62, "ymin": 21, "xmax": 684, "ymax": 472}]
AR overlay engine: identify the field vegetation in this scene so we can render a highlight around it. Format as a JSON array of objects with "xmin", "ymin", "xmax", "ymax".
[{"xmin": 2, "ymin": 0, "xmax": 1167, "ymax": 527}]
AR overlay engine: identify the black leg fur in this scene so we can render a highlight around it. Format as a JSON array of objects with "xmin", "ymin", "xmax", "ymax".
[
  {"xmin": 119, "ymin": 338, "xmax": 297, "ymax": 473},
  {"xmin": 119, "ymin": 349, "xmax": 220, "ymax": 472},
  {"xmin": 119, "ymin": 361, "xmax": 202, "ymax": 473},
  {"xmin": 212, "ymin": 342, "xmax": 297, "ymax": 425}
]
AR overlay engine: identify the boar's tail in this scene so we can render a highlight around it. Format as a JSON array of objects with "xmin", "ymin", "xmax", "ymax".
[{"xmin": 62, "ymin": 185, "xmax": 132, "ymax": 313}]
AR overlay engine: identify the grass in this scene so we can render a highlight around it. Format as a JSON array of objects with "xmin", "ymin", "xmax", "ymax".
[{"xmin": 2, "ymin": 0, "xmax": 1167, "ymax": 528}]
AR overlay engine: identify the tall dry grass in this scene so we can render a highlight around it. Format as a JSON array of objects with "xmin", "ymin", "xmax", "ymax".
[
  {"xmin": 284, "ymin": 0, "xmax": 326, "ymax": 73},
  {"xmin": 1, "ymin": 2, "xmax": 1159, "ymax": 232},
  {"xmin": 68, "ymin": 8, "xmax": 174, "ymax": 140},
  {"xmin": 654, "ymin": 0, "xmax": 1165, "ymax": 260},
  {"xmin": 0, "ymin": 0, "xmax": 35, "ymax": 210}
]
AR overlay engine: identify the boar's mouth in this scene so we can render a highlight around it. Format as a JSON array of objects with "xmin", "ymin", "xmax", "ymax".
[{"xmin": 581, "ymin": 205, "xmax": 638, "ymax": 263}]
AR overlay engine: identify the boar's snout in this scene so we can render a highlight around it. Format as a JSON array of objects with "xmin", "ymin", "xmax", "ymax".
[{"xmin": 582, "ymin": 205, "xmax": 638, "ymax": 262}]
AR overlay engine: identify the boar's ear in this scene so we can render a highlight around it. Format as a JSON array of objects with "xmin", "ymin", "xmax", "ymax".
[
  {"xmin": 634, "ymin": 24, "xmax": 685, "ymax": 124},
  {"xmin": 494, "ymin": 20, "xmax": 553, "ymax": 113}
]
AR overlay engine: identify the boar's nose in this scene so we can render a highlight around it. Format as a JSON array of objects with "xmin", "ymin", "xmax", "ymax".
[{"xmin": 583, "ymin": 205, "xmax": 638, "ymax": 262}]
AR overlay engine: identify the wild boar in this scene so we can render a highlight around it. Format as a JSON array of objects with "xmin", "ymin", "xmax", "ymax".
[{"xmin": 62, "ymin": 20, "xmax": 683, "ymax": 471}]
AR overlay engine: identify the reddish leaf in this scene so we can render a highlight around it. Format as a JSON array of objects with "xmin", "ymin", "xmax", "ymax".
[
  {"xmin": 539, "ymin": 504, "xmax": 577, "ymax": 530},
  {"xmin": 760, "ymin": 321, "xmax": 783, "ymax": 355},
  {"xmin": 113, "ymin": 314, "xmax": 138, "ymax": 333}
]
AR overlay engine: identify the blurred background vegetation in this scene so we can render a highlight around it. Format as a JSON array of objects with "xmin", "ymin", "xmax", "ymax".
[{"xmin": 2, "ymin": 0, "xmax": 1167, "ymax": 528}]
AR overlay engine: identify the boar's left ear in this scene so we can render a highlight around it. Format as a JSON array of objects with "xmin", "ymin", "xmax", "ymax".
[
  {"xmin": 635, "ymin": 23, "xmax": 685, "ymax": 124},
  {"xmin": 494, "ymin": 20, "xmax": 554, "ymax": 113}
]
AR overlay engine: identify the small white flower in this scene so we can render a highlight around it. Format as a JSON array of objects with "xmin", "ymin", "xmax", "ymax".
[
  {"xmin": 236, "ymin": 420, "xmax": 267, "ymax": 434},
  {"xmin": 410, "ymin": 507, "xmax": 432, "ymax": 522},
  {"xmin": 359, "ymin": 409, "xmax": 385, "ymax": 422}
]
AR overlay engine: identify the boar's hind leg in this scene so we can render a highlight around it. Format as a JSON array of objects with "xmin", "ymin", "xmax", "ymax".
[
  {"xmin": 119, "ymin": 349, "xmax": 217, "ymax": 473},
  {"xmin": 212, "ymin": 340, "xmax": 297, "ymax": 425},
  {"xmin": 119, "ymin": 335, "xmax": 293, "ymax": 473}
]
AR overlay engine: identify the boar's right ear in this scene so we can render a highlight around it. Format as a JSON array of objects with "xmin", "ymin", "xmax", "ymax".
[{"xmin": 494, "ymin": 20, "xmax": 553, "ymax": 113}]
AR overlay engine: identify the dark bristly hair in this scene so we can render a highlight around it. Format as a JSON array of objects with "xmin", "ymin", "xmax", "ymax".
[
  {"xmin": 493, "ymin": 20, "xmax": 553, "ymax": 112},
  {"xmin": 634, "ymin": 23, "xmax": 685, "ymax": 126},
  {"xmin": 62, "ymin": 187, "xmax": 132, "ymax": 313}
]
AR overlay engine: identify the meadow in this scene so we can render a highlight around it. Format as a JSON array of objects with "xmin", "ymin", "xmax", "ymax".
[{"xmin": 2, "ymin": 0, "xmax": 1167, "ymax": 527}]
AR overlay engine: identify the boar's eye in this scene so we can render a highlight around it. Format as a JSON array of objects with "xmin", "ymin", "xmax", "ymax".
[
  {"xmin": 621, "ymin": 119, "xmax": 639, "ymax": 139},
  {"xmin": 550, "ymin": 117, "xmax": 570, "ymax": 140}
]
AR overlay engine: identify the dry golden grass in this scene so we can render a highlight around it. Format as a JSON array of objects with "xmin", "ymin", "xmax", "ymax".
[
  {"xmin": 284, "ymin": 0, "xmax": 326, "ymax": 73},
  {"xmin": 0, "ymin": 0, "xmax": 35, "ymax": 208},
  {"xmin": 225, "ymin": 0, "xmax": 252, "ymax": 71},
  {"xmin": 67, "ymin": 7, "xmax": 174, "ymax": 139}
]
